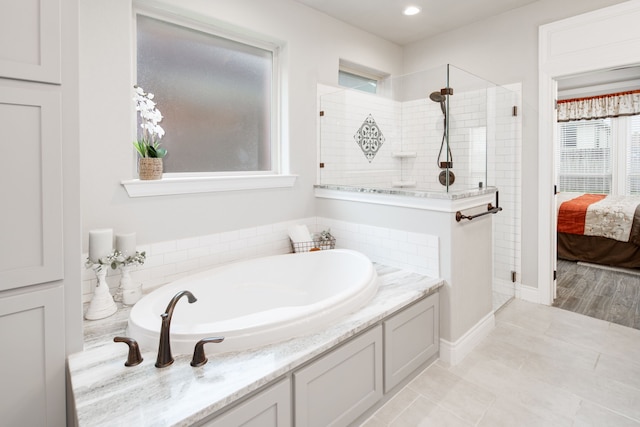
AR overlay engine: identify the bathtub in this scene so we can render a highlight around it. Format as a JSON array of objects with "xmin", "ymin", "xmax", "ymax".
[{"xmin": 127, "ymin": 249, "xmax": 379, "ymax": 355}]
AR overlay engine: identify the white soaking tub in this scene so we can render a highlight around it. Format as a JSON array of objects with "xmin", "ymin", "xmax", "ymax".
[{"xmin": 127, "ymin": 249, "xmax": 378, "ymax": 355}]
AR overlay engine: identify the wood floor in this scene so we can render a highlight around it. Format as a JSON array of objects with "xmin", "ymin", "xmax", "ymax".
[{"xmin": 554, "ymin": 259, "xmax": 640, "ymax": 330}]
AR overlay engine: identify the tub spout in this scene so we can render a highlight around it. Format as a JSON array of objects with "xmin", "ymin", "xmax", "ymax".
[{"xmin": 155, "ymin": 290, "xmax": 197, "ymax": 368}]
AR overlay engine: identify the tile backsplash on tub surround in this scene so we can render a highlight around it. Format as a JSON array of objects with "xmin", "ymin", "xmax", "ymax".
[
  {"xmin": 316, "ymin": 217, "xmax": 439, "ymax": 278},
  {"xmin": 81, "ymin": 217, "xmax": 440, "ymax": 303}
]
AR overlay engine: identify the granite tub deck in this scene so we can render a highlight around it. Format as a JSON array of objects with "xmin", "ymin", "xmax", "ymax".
[
  {"xmin": 314, "ymin": 183, "xmax": 497, "ymax": 200},
  {"xmin": 68, "ymin": 264, "xmax": 443, "ymax": 427}
]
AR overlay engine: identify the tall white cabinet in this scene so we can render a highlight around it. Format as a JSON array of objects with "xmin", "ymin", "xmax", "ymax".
[{"xmin": 0, "ymin": 0, "xmax": 80, "ymax": 425}]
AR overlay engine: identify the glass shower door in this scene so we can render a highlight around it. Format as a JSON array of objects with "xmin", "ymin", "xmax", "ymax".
[{"xmin": 490, "ymin": 84, "xmax": 520, "ymax": 311}]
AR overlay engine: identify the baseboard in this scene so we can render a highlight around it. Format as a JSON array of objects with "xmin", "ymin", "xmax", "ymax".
[
  {"xmin": 439, "ymin": 311, "xmax": 495, "ymax": 366},
  {"xmin": 517, "ymin": 284, "xmax": 539, "ymax": 304}
]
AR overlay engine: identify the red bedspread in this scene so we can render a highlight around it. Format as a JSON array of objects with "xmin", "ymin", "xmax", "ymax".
[{"xmin": 557, "ymin": 194, "xmax": 606, "ymax": 234}]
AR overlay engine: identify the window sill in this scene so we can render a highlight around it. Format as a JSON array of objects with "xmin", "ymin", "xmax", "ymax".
[{"xmin": 121, "ymin": 174, "xmax": 298, "ymax": 197}]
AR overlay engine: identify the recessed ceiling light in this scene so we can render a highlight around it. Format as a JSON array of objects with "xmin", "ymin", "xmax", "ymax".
[{"xmin": 403, "ymin": 6, "xmax": 421, "ymax": 16}]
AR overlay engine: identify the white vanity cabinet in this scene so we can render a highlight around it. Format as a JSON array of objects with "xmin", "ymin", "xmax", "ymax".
[
  {"xmin": 384, "ymin": 292, "xmax": 439, "ymax": 392},
  {"xmin": 198, "ymin": 378, "xmax": 291, "ymax": 427},
  {"xmin": 294, "ymin": 326, "xmax": 383, "ymax": 427},
  {"xmin": 198, "ymin": 292, "xmax": 439, "ymax": 427}
]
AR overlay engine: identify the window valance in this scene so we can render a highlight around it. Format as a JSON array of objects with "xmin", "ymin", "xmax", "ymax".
[{"xmin": 557, "ymin": 90, "xmax": 640, "ymax": 122}]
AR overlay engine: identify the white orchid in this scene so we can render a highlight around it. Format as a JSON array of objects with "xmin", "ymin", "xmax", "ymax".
[{"xmin": 133, "ymin": 85, "xmax": 167, "ymax": 158}]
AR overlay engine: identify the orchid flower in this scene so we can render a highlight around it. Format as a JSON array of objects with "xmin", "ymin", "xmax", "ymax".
[{"xmin": 133, "ymin": 85, "xmax": 167, "ymax": 158}]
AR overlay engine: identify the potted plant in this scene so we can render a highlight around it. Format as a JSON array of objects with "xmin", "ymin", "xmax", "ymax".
[{"xmin": 133, "ymin": 85, "xmax": 167, "ymax": 180}]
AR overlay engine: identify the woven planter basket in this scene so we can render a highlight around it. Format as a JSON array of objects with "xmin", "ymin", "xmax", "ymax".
[{"xmin": 138, "ymin": 158, "xmax": 163, "ymax": 180}]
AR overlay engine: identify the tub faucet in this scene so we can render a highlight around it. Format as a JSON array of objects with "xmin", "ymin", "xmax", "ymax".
[{"xmin": 155, "ymin": 290, "xmax": 197, "ymax": 368}]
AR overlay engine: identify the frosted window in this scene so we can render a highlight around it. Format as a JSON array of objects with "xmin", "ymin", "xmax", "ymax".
[
  {"xmin": 137, "ymin": 15, "xmax": 273, "ymax": 173},
  {"xmin": 339, "ymin": 70, "xmax": 377, "ymax": 94}
]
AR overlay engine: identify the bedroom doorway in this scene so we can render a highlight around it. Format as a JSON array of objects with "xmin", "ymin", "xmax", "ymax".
[
  {"xmin": 538, "ymin": 0, "xmax": 640, "ymax": 309},
  {"xmin": 551, "ymin": 73, "xmax": 640, "ymax": 328}
]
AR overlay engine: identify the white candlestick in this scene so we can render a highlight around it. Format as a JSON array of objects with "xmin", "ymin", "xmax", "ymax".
[
  {"xmin": 116, "ymin": 232, "xmax": 136, "ymax": 257},
  {"xmin": 119, "ymin": 265, "xmax": 142, "ymax": 306},
  {"xmin": 89, "ymin": 229, "xmax": 113, "ymax": 262},
  {"xmin": 85, "ymin": 265, "xmax": 118, "ymax": 320}
]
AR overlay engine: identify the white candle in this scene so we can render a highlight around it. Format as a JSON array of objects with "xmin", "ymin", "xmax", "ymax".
[
  {"xmin": 116, "ymin": 232, "xmax": 136, "ymax": 257},
  {"xmin": 89, "ymin": 229, "xmax": 113, "ymax": 262}
]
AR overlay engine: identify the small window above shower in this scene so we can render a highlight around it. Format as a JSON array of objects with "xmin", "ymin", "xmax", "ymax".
[{"xmin": 338, "ymin": 59, "xmax": 388, "ymax": 94}]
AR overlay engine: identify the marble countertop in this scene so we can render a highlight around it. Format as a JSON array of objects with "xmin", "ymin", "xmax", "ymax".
[
  {"xmin": 314, "ymin": 183, "xmax": 497, "ymax": 200},
  {"xmin": 68, "ymin": 264, "xmax": 443, "ymax": 427}
]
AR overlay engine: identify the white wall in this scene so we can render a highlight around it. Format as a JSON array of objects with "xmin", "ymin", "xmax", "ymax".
[
  {"xmin": 79, "ymin": 0, "xmax": 403, "ymax": 253},
  {"xmin": 401, "ymin": 0, "xmax": 629, "ymax": 289}
]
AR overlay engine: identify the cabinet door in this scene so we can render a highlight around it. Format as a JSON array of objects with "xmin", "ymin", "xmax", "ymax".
[
  {"xmin": 294, "ymin": 326, "xmax": 383, "ymax": 427},
  {"xmin": 0, "ymin": 0, "xmax": 61, "ymax": 83},
  {"xmin": 384, "ymin": 293, "xmax": 439, "ymax": 392},
  {"xmin": 0, "ymin": 286, "xmax": 65, "ymax": 426},
  {"xmin": 0, "ymin": 82, "xmax": 63, "ymax": 291},
  {"xmin": 199, "ymin": 378, "xmax": 291, "ymax": 427}
]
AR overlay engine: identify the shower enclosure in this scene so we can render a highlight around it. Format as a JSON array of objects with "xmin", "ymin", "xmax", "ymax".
[{"xmin": 318, "ymin": 64, "xmax": 521, "ymax": 311}]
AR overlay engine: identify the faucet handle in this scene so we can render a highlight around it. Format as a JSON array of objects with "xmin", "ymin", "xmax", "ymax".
[
  {"xmin": 190, "ymin": 337, "xmax": 225, "ymax": 367},
  {"xmin": 114, "ymin": 336, "xmax": 144, "ymax": 366}
]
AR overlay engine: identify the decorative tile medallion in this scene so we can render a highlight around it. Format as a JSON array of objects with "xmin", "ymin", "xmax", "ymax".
[{"xmin": 354, "ymin": 114, "xmax": 385, "ymax": 162}]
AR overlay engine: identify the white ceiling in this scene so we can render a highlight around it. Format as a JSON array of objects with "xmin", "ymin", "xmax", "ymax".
[{"xmin": 293, "ymin": 0, "xmax": 540, "ymax": 45}]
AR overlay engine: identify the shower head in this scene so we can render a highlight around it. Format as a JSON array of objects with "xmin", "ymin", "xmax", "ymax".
[
  {"xmin": 429, "ymin": 91, "xmax": 446, "ymax": 103},
  {"xmin": 429, "ymin": 91, "xmax": 447, "ymax": 114}
]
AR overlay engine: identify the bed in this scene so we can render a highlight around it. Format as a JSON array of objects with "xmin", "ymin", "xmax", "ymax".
[{"xmin": 557, "ymin": 194, "xmax": 640, "ymax": 268}]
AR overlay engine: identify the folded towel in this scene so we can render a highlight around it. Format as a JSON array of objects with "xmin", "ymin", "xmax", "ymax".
[{"xmin": 288, "ymin": 224, "xmax": 312, "ymax": 243}]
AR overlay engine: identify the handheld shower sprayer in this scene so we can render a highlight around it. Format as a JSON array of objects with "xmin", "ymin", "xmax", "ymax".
[{"xmin": 430, "ymin": 89, "xmax": 455, "ymax": 186}]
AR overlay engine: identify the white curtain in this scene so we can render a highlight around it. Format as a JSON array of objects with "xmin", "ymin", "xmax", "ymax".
[{"xmin": 558, "ymin": 90, "xmax": 640, "ymax": 122}]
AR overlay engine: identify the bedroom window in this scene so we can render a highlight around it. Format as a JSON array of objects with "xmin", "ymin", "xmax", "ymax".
[
  {"xmin": 626, "ymin": 115, "xmax": 640, "ymax": 194},
  {"xmin": 135, "ymin": 13, "xmax": 279, "ymax": 174},
  {"xmin": 556, "ymin": 90, "xmax": 640, "ymax": 195},
  {"xmin": 557, "ymin": 119, "xmax": 612, "ymax": 194}
]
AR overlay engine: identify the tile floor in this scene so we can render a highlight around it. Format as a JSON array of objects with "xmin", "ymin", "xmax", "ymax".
[{"xmin": 361, "ymin": 299, "xmax": 640, "ymax": 426}]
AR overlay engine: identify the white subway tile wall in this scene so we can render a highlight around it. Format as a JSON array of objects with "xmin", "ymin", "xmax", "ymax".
[
  {"xmin": 319, "ymin": 89, "xmax": 402, "ymax": 187},
  {"xmin": 316, "ymin": 217, "xmax": 440, "ymax": 278},
  {"xmin": 319, "ymin": 87, "xmax": 489, "ymax": 192},
  {"xmin": 81, "ymin": 218, "xmax": 440, "ymax": 303}
]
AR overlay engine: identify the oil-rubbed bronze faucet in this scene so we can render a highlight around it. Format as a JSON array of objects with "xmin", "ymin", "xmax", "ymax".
[
  {"xmin": 113, "ymin": 336, "xmax": 143, "ymax": 366},
  {"xmin": 190, "ymin": 337, "xmax": 225, "ymax": 367},
  {"xmin": 155, "ymin": 290, "xmax": 197, "ymax": 368}
]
